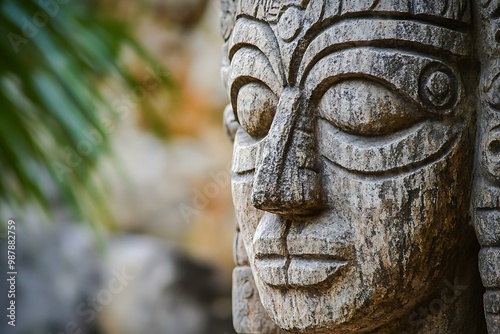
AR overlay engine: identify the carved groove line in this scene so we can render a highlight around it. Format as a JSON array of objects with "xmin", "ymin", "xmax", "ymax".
[
  {"xmin": 229, "ymin": 18, "xmax": 286, "ymax": 84},
  {"xmin": 321, "ymin": 141, "xmax": 457, "ymax": 181},
  {"xmin": 297, "ymin": 18, "xmax": 470, "ymax": 83},
  {"xmin": 318, "ymin": 119, "xmax": 461, "ymax": 176},
  {"xmin": 236, "ymin": 0, "xmax": 471, "ymax": 26}
]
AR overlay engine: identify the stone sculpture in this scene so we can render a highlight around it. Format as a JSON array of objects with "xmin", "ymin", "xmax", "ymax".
[
  {"xmin": 475, "ymin": 1, "xmax": 500, "ymax": 333},
  {"xmin": 221, "ymin": 0, "xmax": 494, "ymax": 333}
]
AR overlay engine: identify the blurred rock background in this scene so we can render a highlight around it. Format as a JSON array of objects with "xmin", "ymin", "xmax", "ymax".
[
  {"xmin": 101, "ymin": 0, "xmax": 235, "ymax": 277},
  {"xmin": 0, "ymin": 0, "xmax": 236, "ymax": 333}
]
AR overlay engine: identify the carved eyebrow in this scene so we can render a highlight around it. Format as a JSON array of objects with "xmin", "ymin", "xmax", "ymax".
[
  {"xmin": 303, "ymin": 47, "xmax": 460, "ymax": 109},
  {"xmin": 298, "ymin": 18, "xmax": 470, "ymax": 83},
  {"xmin": 228, "ymin": 47, "xmax": 284, "ymax": 114},
  {"xmin": 229, "ymin": 17, "xmax": 286, "ymax": 86}
]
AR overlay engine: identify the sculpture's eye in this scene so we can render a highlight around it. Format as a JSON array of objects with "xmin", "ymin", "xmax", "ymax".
[
  {"xmin": 318, "ymin": 80, "xmax": 424, "ymax": 136},
  {"xmin": 236, "ymin": 82, "xmax": 278, "ymax": 139}
]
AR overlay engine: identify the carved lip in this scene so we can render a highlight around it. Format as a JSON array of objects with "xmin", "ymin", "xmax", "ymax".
[
  {"xmin": 252, "ymin": 212, "xmax": 353, "ymax": 287},
  {"xmin": 255, "ymin": 254, "xmax": 348, "ymax": 287}
]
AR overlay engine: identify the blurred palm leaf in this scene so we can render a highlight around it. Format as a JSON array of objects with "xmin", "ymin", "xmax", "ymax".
[{"xmin": 0, "ymin": 0, "xmax": 170, "ymax": 226}]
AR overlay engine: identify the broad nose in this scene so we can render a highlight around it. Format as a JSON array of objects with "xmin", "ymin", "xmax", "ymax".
[{"xmin": 251, "ymin": 88, "xmax": 323, "ymax": 215}]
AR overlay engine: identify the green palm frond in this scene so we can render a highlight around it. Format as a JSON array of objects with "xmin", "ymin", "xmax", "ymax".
[{"xmin": 0, "ymin": 0, "xmax": 171, "ymax": 226}]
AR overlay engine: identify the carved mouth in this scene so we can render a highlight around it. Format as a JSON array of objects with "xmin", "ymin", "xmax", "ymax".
[
  {"xmin": 255, "ymin": 254, "xmax": 348, "ymax": 287},
  {"xmin": 253, "ymin": 213, "xmax": 353, "ymax": 287}
]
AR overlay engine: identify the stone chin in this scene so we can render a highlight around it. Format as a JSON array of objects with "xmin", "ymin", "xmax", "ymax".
[{"xmin": 232, "ymin": 125, "xmax": 472, "ymax": 333}]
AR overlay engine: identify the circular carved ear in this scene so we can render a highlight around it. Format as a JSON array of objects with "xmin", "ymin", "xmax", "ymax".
[
  {"xmin": 223, "ymin": 104, "xmax": 240, "ymax": 142},
  {"xmin": 481, "ymin": 127, "xmax": 500, "ymax": 184},
  {"xmin": 418, "ymin": 64, "xmax": 459, "ymax": 113}
]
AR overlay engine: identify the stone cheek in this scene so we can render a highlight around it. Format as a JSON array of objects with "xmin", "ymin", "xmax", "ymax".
[{"xmin": 222, "ymin": 0, "xmax": 489, "ymax": 333}]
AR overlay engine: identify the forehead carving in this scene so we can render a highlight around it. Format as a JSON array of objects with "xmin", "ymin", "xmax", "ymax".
[
  {"xmin": 236, "ymin": 0, "xmax": 471, "ymax": 24},
  {"xmin": 226, "ymin": 0, "xmax": 471, "ymax": 116}
]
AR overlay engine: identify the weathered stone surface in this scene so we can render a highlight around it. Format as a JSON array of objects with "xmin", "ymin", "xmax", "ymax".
[
  {"xmin": 480, "ymin": 248, "xmax": 500, "ymax": 288},
  {"xmin": 475, "ymin": 1, "xmax": 500, "ymax": 333},
  {"xmin": 222, "ymin": 0, "xmax": 490, "ymax": 333},
  {"xmin": 233, "ymin": 266, "xmax": 288, "ymax": 334},
  {"xmin": 485, "ymin": 290, "xmax": 500, "ymax": 333}
]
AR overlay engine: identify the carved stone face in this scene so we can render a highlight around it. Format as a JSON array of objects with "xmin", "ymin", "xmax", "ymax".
[{"xmin": 224, "ymin": 1, "xmax": 474, "ymax": 332}]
